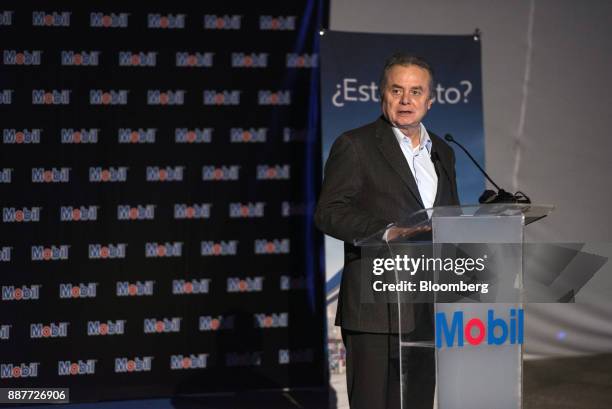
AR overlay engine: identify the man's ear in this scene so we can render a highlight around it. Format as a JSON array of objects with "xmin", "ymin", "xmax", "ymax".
[{"xmin": 427, "ymin": 97, "xmax": 434, "ymax": 110}]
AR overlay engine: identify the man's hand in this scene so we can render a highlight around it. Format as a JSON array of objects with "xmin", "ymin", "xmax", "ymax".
[{"xmin": 385, "ymin": 225, "xmax": 432, "ymax": 242}]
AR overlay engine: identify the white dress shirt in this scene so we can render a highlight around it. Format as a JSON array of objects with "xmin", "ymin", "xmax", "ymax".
[{"xmin": 391, "ymin": 123, "xmax": 438, "ymax": 209}]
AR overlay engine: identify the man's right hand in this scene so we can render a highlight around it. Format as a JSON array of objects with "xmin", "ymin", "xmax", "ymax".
[{"xmin": 384, "ymin": 225, "xmax": 431, "ymax": 242}]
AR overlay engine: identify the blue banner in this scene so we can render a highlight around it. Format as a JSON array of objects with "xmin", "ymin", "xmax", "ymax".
[
  {"xmin": 320, "ymin": 30, "xmax": 485, "ymax": 204},
  {"xmin": 319, "ymin": 30, "xmax": 485, "ymax": 325}
]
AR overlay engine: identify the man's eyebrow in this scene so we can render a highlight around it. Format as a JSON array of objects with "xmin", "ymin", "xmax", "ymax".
[
  {"xmin": 390, "ymin": 84, "xmax": 404, "ymax": 89},
  {"xmin": 410, "ymin": 86, "xmax": 424, "ymax": 90}
]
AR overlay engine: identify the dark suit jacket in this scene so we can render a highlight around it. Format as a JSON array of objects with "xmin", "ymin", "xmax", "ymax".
[{"xmin": 315, "ymin": 116, "xmax": 459, "ymax": 333}]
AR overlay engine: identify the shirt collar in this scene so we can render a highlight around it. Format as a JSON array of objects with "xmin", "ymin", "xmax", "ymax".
[{"xmin": 391, "ymin": 123, "xmax": 432, "ymax": 153}]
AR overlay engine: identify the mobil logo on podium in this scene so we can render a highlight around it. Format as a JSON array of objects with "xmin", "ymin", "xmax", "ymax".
[{"xmin": 435, "ymin": 308, "xmax": 524, "ymax": 348}]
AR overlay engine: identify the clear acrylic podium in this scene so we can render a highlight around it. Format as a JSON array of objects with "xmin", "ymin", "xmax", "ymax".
[{"xmin": 356, "ymin": 204, "xmax": 554, "ymax": 409}]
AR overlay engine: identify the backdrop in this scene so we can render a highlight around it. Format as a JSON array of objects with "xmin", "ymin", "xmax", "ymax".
[{"xmin": 0, "ymin": 0, "xmax": 327, "ymax": 401}]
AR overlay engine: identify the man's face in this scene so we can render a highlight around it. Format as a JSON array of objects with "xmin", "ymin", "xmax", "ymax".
[{"xmin": 381, "ymin": 64, "xmax": 433, "ymax": 131}]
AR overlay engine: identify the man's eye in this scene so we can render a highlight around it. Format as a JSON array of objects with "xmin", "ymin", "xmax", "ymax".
[
  {"xmin": 410, "ymin": 89, "xmax": 421, "ymax": 95},
  {"xmin": 392, "ymin": 89, "xmax": 401, "ymax": 95}
]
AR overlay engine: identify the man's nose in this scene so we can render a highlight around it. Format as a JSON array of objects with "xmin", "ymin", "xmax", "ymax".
[{"xmin": 400, "ymin": 94, "xmax": 410, "ymax": 105}]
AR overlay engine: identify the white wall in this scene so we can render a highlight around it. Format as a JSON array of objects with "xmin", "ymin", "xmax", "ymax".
[{"xmin": 330, "ymin": 0, "xmax": 612, "ymax": 355}]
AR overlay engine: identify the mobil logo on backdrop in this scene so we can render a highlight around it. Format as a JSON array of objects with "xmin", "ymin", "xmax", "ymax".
[
  {"xmin": 143, "ymin": 317, "xmax": 181, "ymax": 334},
  {"xmin": 59, "ymin": 282, "xmax": 98, "ymax": 299},
  {"xmin": 175, "ymin": 128, "xmax": 213, "ymax": 143},
  {"xmin": 145, "ymin": 242, "xmax": 183, "ymax": 258},
  {"xmin": 30, "ymin": 322, "xmax": 69, "ymax": 339},
  {"xmin": 3, "ymin": 128, "xmax": 42, "ymax": 144},
  {"xmin": 31, "ymin": 245, "xmax": 70, "ymax": 261},
  {"xmin": 174, "ymin": 203, "xmax": 212, "ymax": 219},
  {"xmin": 148, "ymin": 13, "xmax": 185, "ymax": 29},
  {"xmin": 227, "ymin": 276, "xmax": 264, "ymax": 293},
  {"xmin": 117, "ymin": 204, "xmax": 155, "ymax": 220},
  {"xmin": 115, "ymin": 356, "xmax": 153, "ymax": 373},
  {"xmin": 89, "ymin": 166, "xmax": 128, "ymax": 182},
  {"xmin": 286, "ymin": 53, "xmax": 318, "ymax": 68},
  {"xmin": 60, "ymin": 206, "xmax": 98, "ymax": 221},
  {"xmin": 203, "ymin": 14, "xmax": 241, "ymax": 30},
  {"xmin": 87, "ymin": 320, "xmax": 126, "ymax": 336},
  {"xmin": 3, "ymin": 128, "xmax": 41, "ymax": 144},
  {"xmin": 258, "ymin": 90, "xmax": 291, "ymax": 105},
  {"xmin": 90, "ymin": 12, "xmax": 129, "ymax": 28},
  {"xmin": 89, "ymin": 243, "xmax": 127, "ymax": 259},
  {"xmin": 172, "ymin": 279, "xmax": 210, "ymax": 295},
  {"xmin": 176, "ymin": 52, "xmax": 214, "ymax": 68},
  {"xmin": 259, "ymin": 15, "xmax": 296, "ymax": 31},
  {"xmin": 32, "ymin": 11, "xmax": 70, "ymax": 27},
  {"xmin": 147, "ymin": 89, "xmax": 185, "ymax": 105},
  {"xmin": 230, "ymin": 127, "xmax": 267, "ymax": 143},
  {"xmin": 118, "ymin": 128, "xmax": 156, "ymax": 144},
  {"xmin": 203, "ymin": 89, "xmax": 241, "ymax": 105},
  {"xmin": 170, "ymin": 354, "xmax": 208, "ymax": 370},
  {"xmin": 201, "ymin": 240, "xmax": 238, "ymax": 256},
  {"xmin": 3, "ymin": 50, "xmax": 42, "ymax": 65},
  {"xmin": 256, "ymin": 164, "xmax": 290, "ymax": 180},
  {"xmin": 3, "ymin": 207, "xmax": 41, "ymax": 222},
  {"xmin": 231, "ymin": 53, "xmax": 268, "ymax": 68},
  {"xmin": 61, "ymin": 128, "xmax": 99, "ymax": 143},
  {"xmin": 1, "ymin": 362, "xmax": 39, "ymax": 378},
  {"xmin": 254, "ymin": 239, "xmax": 290, "ymax": 255},
  {"xmin": 2, "ymin": 285, "xmax": 41, "ymax": 301},
  {"xmin": 435, "ymin": 308, "xmax": 524, "ymax": 348},
  {"xmin": 32, "ymin": 167, "xmax": 70, "ymax": 183},
  {"xmin": 146, "ymin": 166, "xmax": 184, "ymax": 182},
  {"xmin": 116, "ymin": 281, "xmax": 155, "ymax": 297},
  {"xmin": 254, "ymin": 312, "xmax": 289, "ymax": 329},
  {"xmin": 61, "ymin": 51, "xmax": 100, "ymax": 66},
  {"xmin": 202, "ymin": 165, "xmax": 240, "ymax": 181},
  {"xmin": 89, "ymin": 89, "xmax": 129, "ymax": 105},
  {"xmin": 32, "ymin": 89, "xmax": 71, "ymax": 105},
  {"xmin": 58, "ymin": 360, "xmax": 96, "ymax": 376},
  {"xmin": 229, "ymin": 202, "xmax": 265, "ymax": 218}
]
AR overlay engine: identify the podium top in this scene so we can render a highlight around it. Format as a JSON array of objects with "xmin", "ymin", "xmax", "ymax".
[{"xmin": 355, "ymin": 203, "xmax": 554, "ymax": 246}]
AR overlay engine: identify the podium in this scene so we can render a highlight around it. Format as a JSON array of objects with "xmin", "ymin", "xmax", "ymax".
[{"xmin": 355, "ymin": 204, "xmax": 554, "ymax": 409}]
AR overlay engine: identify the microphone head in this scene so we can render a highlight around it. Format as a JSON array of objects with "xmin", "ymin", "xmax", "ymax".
[
  {"xmin": 478, "ymin": 190, "xmax": 497, "ymax": 204},
  {"xmin": 444, "ymin": 134, "xmax": 454, "ymax": 142}
]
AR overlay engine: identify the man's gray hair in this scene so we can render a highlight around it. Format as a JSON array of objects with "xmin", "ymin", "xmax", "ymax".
[{"xmin": 379, "ymin": 53, "xmax": 435, "ymax": 100}]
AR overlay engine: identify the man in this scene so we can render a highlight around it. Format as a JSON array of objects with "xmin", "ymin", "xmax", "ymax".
[{"xmin": 315, "ymin": 54, "xmax": 459, "ymax": 409}]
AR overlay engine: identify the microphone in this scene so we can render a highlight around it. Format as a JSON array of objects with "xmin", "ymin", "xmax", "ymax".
[{"xmin": 444, "ymin": 134, "xmax": 530, "ymax": 204}]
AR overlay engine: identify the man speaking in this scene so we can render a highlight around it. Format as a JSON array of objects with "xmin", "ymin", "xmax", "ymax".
[{"xmin": 315, "ymin": 53, "xmax": 459, "ymax": 409}]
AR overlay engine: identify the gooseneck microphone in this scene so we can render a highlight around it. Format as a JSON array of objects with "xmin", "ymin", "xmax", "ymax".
[{"xmin": 444, "ymin": 134, "xmax": 530, "ymax": 204}]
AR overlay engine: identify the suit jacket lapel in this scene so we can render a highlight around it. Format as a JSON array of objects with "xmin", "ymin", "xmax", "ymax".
[
  {"xmin": 375, "ymin": 118, "xmax": 424, "ymax": 208},
  {"xmin": 432, "ymin": 152, "xmax": 445, "ymax": 208},
  {"xmin": 431, "ymin": 136, "xmax": 449, "ymax": 208}
]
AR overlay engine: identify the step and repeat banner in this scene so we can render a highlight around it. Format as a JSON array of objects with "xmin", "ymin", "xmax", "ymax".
[
  {"xmin": 0, "ymin": 1, "xmax": 326, "ymax": 402},
  {"xmin": 319, "ymin": 31, "xmax": 485, "ymax": 334}
]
